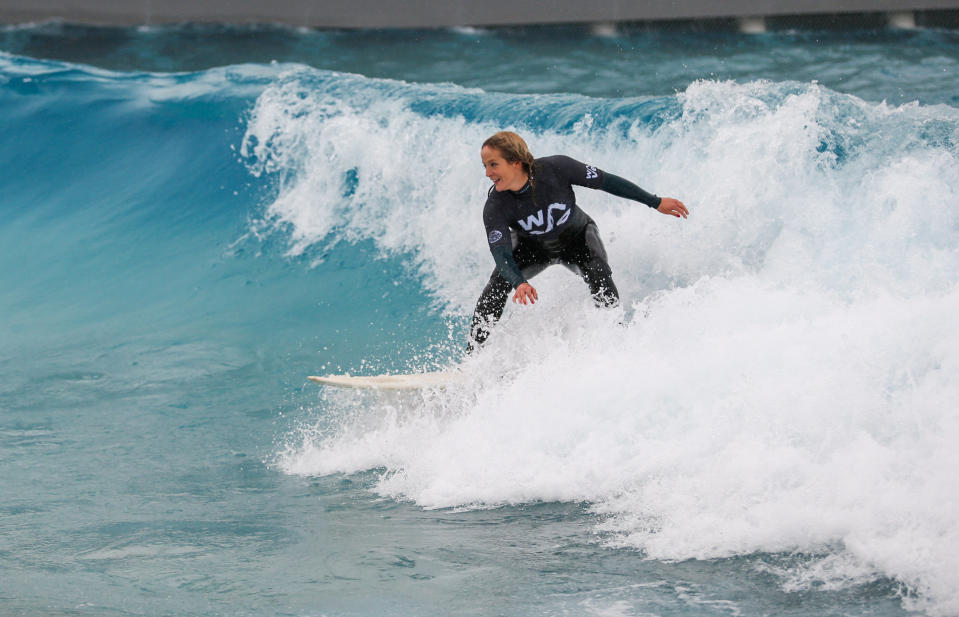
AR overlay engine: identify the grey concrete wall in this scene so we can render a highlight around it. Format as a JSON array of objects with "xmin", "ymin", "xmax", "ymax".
[{"xmin": 2, "ymin": 0, "xmax": 959, "ymax": 28}]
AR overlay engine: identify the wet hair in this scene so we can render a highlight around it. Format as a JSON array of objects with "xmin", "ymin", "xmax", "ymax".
[{"xmin": 482, "ymin": 131, "xmax": 535, "ymax": 176}]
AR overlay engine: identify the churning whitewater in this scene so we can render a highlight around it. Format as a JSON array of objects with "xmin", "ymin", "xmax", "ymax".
[{"xmin": 254, "ymin": 70, "xmax": 959, "ymax": 615}]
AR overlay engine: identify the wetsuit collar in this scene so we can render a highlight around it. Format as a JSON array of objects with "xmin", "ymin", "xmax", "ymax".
[{"xmin": 511, "ymin": 176, "xmax": 532, "ymax": 195}]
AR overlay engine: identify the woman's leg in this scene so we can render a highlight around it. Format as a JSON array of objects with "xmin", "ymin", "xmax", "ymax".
[
  {"xmin": 563, "ymin": 223, "xmax": 620, "ymax": 308},
  {"xmin": 467, "ymin": 238, "xmax": 551, "ymax": 353}
]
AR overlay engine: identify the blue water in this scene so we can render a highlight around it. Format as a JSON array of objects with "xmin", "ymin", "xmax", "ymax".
[{"xmin": 2, "ymin": 23, "xmax": 959, "ymax": 617}]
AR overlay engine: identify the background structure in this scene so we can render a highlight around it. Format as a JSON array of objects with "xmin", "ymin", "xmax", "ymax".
[{"xmin": 2, "ymin": 0, "xmax": 959, "ymax": 30}]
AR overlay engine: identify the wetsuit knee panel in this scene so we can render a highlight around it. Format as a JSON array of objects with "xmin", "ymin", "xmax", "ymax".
[{"xmin": 583, "ymin": 223, "xmax": 609, "ymax": 264}]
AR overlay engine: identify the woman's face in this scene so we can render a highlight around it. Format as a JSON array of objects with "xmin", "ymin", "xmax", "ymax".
[{"xmin": 481, "ymin": 145, "xmax": 527, "ymax": 192}]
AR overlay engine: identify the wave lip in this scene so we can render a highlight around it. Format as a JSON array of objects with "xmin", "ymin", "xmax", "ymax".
[
  {"xmin": 264, "ymin": 74, "xmax": 959, "ymax": 616},
  {"xmin": 242, "ymin": 72, "xmax": 959, "ymax": 307}
]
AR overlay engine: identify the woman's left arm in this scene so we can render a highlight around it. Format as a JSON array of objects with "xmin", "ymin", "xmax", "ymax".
[
  {"xmin": 550, "ymin": 155, "xmax": 689, "ymax": 218},
  {"xmin": 601, "ymin": 172, "xmax": 688, "ymax": 218}
]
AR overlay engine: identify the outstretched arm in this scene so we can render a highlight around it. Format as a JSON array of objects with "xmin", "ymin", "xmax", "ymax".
[
  {"xmin": 600, "ymin": 172, "xmax": 661, "ymax": 207},
  {"xmin": 601, "ymin": 172, "xmax": 688, "ymax": 218},
  {"xmin": 548, "ymin": 155, "xmax": 689, "ymax": 217}
]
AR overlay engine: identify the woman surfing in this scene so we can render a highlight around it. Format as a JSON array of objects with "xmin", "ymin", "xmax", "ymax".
[{"xmin": 468, "ymin": 131, "xmax": 688, "ymax": 352}]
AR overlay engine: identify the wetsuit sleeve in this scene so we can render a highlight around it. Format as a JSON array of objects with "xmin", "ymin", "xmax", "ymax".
[
  {"xmin": 490, "ymin": 245, "xmax": 526, "ymax": 289},
  {"xmin": 545, "ymin": 154, "xmax": 662, "ymax": 208},
  {"xmin": 545, "ymin": 155, "xmax": 606, "ymax": 189},
  {"xmin": 483, "ymin": 198, "xmax": 526, "ymax": 289},
  {"xmin": 600, "ymin": 172, "xmax": 662, "ymax": 208}
]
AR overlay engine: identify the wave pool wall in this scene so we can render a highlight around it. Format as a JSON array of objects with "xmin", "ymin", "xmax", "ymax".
[{"xmin": 3, "ymin": 0, "xmax": 959, "ymax": 29}]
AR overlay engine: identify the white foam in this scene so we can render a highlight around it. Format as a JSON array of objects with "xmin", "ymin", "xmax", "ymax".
[{"xmin": 258, "ymin": 75, "xmax": 959, "ymax": 614}]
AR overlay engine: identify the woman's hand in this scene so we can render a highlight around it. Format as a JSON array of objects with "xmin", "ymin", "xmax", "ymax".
[
  {"xmin": 657, "ymin": 197, "xmax": 689, "ymax": 218},
  {"xmin": 512, "ymin": 282, "xmax": 539, "ymax": 305}
]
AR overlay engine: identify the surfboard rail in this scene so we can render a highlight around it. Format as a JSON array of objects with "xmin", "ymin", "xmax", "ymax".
[{"xmin": 307, "ymin": 370, "xmax": 460, "ymax": 391}]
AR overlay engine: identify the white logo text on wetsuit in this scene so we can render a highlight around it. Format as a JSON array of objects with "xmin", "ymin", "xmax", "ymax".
[
  {"xmin": 517, "ymin": 203, "xmax": 571, "ymax": 235},
  {"xmin": 586, "ymin": 165, "xmax": 598, "ymax": 179}
]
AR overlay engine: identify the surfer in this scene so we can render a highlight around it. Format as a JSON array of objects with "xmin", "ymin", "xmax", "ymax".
[{"xmin": 467, "ymin": 131, "xmax": 688, "ymax": 352}]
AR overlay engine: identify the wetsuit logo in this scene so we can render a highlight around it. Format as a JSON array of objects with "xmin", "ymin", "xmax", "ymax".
[
  {"xmin": 517, "ymin": 203, "xmax": 571, "ymax": 235},
  {"xmin": 585, "ymin": 165, "xmax": 598, "ymax": 180},
  {"xmin": 488, "ymin": 230, "xmax": 503, "ymax": 244}
]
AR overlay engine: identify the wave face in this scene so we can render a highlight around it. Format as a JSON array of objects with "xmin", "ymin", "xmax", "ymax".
[
  {"xmin": 3, "ymin": 25, "xmax": 959, "ymax": 617},
  {"xmin": 255, "ymin": 69, "xmax": 959, "ymax": 616}
]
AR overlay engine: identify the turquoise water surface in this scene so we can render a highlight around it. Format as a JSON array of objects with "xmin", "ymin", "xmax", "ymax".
[{"xmin": 2, "ymin": 22, "xmax": 958, "ymax": 617}]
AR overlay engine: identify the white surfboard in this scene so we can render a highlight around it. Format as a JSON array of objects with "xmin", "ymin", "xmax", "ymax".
[{"xmin": 307, "ymin": 370, "xmax": 460, "ymax": 391}]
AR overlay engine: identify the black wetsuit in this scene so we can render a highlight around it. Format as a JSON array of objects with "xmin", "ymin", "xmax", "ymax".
[{"xmin": 468, "ymin": 155, "xmax": 662, "ymax": 352}]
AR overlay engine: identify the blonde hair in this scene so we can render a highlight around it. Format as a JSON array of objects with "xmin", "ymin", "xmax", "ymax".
[{"xmin": 482, "ymin": 131, "xmax": 534, "ymax": 175}]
